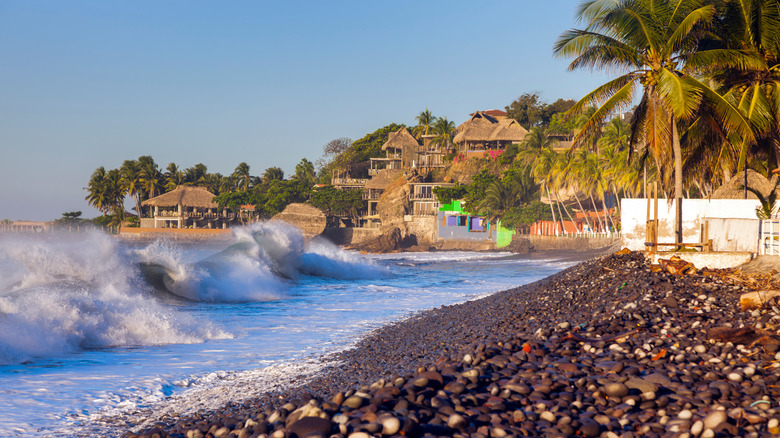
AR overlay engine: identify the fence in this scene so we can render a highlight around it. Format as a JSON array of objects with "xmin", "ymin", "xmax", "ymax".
[{"xmin": 760, "ymin": 220, "xmax": 780, "ymax": 255}]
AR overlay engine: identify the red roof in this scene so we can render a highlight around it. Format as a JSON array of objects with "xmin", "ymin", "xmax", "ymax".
[{"xmin": 470, "ymin": 109, "xmax": 507, "ymax": 117}]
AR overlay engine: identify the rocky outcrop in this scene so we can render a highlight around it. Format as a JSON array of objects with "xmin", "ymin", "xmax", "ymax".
[
  {"xmin": 355, "ymin": 227, "xmax": 403, "ymax": 253},
  {"xmin": 270, "ymin": 203, "xmax": 327, "ymax": 239}
]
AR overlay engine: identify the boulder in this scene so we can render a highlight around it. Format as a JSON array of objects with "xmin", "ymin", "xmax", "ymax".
[
  {"xmin": 361, "ymin": 227, "xmax": 403, "ymax": 253},
  {"xmin": 270, "ymin": 203, "xmax": 327, "ymax": 238}
]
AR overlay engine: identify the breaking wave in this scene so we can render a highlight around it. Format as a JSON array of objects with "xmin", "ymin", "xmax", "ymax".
[
  {"xmin": 136, "ymin": 221, "xmax": 388, "ymax": 302},
  {"xmin": 0, "ymin": 232, "xmax": 228, "ymax": 366}
]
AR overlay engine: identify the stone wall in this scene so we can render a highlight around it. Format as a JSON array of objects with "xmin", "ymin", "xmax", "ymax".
[
  {"xmin": 526, "ymin": 235, "xmax": 621, "ymax": 252},
  {"xmin": 322, "ymin": 227, "xmax": 381, "ymax": 246}
]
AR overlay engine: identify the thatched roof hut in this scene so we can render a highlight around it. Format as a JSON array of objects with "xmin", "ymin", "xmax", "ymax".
[
  {"xmin": 365, "ymin": 169, "xmax": 405, "ymax": 190},
  {"xmin": 381, "ymin": 127, "xmax": 419, "ymax": 151},
  {"xmin": 270, "ymin": 203, "xmax": 326, "ymax": 238},
  {"xmin": 453, "ymin": 117, "xmax": 496, "ymax": 143},
  {"xmin": 488, "ymin": 118, "xmax": 528, "ymax": 142},
  {"xmin": 711, "ymin": 169, "xmax": 778, "ymax": 199},
  {"xmin": 142, "ymin": 185, "xmax": 218, "ymax": 208}
]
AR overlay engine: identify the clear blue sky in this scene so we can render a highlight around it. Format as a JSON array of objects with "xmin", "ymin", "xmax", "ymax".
[{"xmin": 0, "ymin": 0, "xmax": 611, "ymax": 221}]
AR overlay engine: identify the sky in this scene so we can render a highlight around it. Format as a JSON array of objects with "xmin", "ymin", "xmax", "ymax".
[{"xmin": 0, "ymin": 0, "xmax": 613, "ymax": 221}]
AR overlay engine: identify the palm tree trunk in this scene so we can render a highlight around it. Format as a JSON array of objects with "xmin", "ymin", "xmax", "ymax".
[
  {"xmin": 672, "ymin": 119, "xmax": 683, "ymax": 245},
  {"xmin": 545, "ymin": 186, "xmax": 558, "ymax": 236},
  {"xmin": 556, "ymin": 191, "xmax": 577, "ymax": 234},
  {"xmin": 602, "ymin": 194, "xmax": 616, "ymax": 231},
  {"xmin": 573, "ymin": 191, "xmax": 592, "ymax": 232},
  {"xmin": 611, "ymin": 182, "xmax": 622, "ymax": 215},
  {"xmin": 554, "ymin": 197, "xmax": 567, "ymax": 235},
  {"xmin": 589, "ymin": 194, "xmax": 604, "ymax": 232}
]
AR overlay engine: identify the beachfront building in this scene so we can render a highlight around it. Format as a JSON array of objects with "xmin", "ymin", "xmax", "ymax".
[
  {"xmin": 416, "ymin": 134, "xmax": 447, "ymax": 170},
  {"xmin": 331, "ymin": 164, "xmax": 370, "ymax": 191},
  {"xmin": 141, "ymin": 185, "xmax": 234, "ymax": 229},
  {"xmin": 453, "ymin": 111, "xmax": 528, "ymax": 158},
  {"xmin": 436, "ymin": 200, "xmax": 497, "ymax": 240},
  {"xmin": 370, "ymin": 127, "xmax": 419, "ymax": 175},
  {"xmin": 409, "ymin": 182, "xmax": 455, "ymax": 216},
  {"xmin": 0, "ymin": 221, "xmax": 52, "ymax": 233},
  {"xmin": 363, "ymin": 169, "xmax": 404, "ymax": 220}
]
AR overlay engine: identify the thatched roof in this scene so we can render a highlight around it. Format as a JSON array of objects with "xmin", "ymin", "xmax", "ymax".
[
  {"xmin": 142, "ymin": 185, "xmax": 218, "ymax": 208},
  {"xmin": 270, "ymin": 203, "xmax": 326, "ymax": 238},
  {"xmin": 365, "ymin": 169, "xmax": 405, "ymax": 189},
  {"xmin": 711, "ymin": 169, "xmax": 778, "ymax": 199},
  {"xmin": 453, "ymin": 117, "xmax": 496, "ymax": 143},
  {"xmin": 488, "ymin": 118, "xmax": 528, "ymax": 142},
  {"xmin": 381, "ymin": 127, "xmax": 419, "ymax": 151}
]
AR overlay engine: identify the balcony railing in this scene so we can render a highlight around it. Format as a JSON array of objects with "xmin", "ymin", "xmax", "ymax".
[
  {"xmin": 410, "ymin": 192, "xmax": 436, "ymax": 201},
  {"xmin": 332, "ymin": 178, "xmax": 369, "ymax": 186}
]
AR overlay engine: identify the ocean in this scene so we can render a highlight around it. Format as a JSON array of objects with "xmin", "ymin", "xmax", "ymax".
[{"xmin": 0, "ymin": 223, "xmax": 578, "ymax": 437}]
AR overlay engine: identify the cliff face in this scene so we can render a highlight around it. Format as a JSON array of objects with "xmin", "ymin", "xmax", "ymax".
[{"xmin": 377, "ymin": 176, "xmax": 410, "ymax": 233}]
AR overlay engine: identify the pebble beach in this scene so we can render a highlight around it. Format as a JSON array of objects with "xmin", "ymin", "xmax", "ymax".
[{"xmin": 129, "ymin": 251, "xmax": 780, "ymax": 438}]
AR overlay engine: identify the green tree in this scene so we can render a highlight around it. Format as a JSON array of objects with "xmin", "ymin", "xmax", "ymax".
[
  {"xmin": 232, "ymin": 162, "xmax": 252, "ymax": 190},
  {"xmin": 262, "ymin": 167, "xmax": 285, "ymax": 183},
  {"xmin": 308, "ymin": 186, "xmax": 364, "ymax": 218},
  {"xmin": 164, "ymin": 163, "xmax": 184, "ymax": 192},
  {"xmin": 554, "ymin": 0, "xmax": 752, "ymax": 243},
  {"xmin": 429, "ymin": 117, "xmax": 456, "ymax": 151},
  {"xmin": 505, "ymin": 92, "xmax": 544, "ymax": 129},
  {"xmin": 120, "ymin": 160, "xmax": 144, "ymax": 218},
  {"xmin": 293, "ymin": 158, "xmax": 316, "ymax": 185},
  {"xmin": 413, "ymin": 109, "xmax": 436, "ymax": 139}
]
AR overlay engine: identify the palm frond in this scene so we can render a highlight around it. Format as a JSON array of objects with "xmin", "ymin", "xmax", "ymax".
[{"xmin": 656, "ymin": 68, "xmax": 703, "ymax": 120}]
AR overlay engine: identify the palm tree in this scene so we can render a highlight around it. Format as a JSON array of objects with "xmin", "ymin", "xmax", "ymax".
[
  {"xmin": 85, "ymin": 167, "xmax": 109, "ymax": 215},
  {"xmin": 233, "ymin": 162, "xmax": 251, "ymax": 190},
  {"xmin": 554, "ymin": 0, "xmax": 753, "ymax": 243},
  {"xmin": 413, "ymin": 109, "xmax": 436, "ymax": 139},
  {"xmin": 262, "ymin": 167, "xmax": 285, "ymax": 182},
  {"xmin": 705, "ymin": 0, "xmax": 780, "ymax": 169},
  {"xmin": 184, "ymin": 163, "xmax": 208, "ymax": 186},
  {"xmin": 476, "ymin": 179, "xmax": 526, "ymax": 226},
  {"xmin": 429, "ymin": 117, "xmax": 456, "ymax": 152},
  {"xmin": 120, "ymin": 160, "xmax": 143, "ymax": 218},
  {"xmin": 516, "ymin": 127, "xmax": 555, "ymax": 167},
  {"xmin": 164, "ymin": 163, "xmax": 184, "ymax": 192},
  {"xmin": 139, "ymin": 156, "xmax": 162, "ymax": 216}
]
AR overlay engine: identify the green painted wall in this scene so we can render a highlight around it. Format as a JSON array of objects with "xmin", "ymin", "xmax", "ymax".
[
  {"xmin": 439, "ymin": 200, "xmax": 465, "ymax": 213},
  {"xmin": 496, "ymin": 222, "xmax": 516, "ymax": 248}
]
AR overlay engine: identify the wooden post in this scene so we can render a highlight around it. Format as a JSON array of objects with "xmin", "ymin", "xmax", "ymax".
[{"xmin": 653, "ymin": 182, "xmax": 658, "ymax": 254}]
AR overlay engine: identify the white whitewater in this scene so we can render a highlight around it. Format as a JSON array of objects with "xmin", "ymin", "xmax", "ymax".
[{"xmin": 0, "ymin": 223, "xmax": 577, "ymax": 437}]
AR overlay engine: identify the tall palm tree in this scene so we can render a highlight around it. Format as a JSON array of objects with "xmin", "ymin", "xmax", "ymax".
[
  {"xmin": 413, "ymin": 109, "xmax": 436, "ymax": 139},
  {"xmin": 262, "ymin": 167, "xmax": 285, "ymax": 182},
  {"xmin": 85, "ymin": 167, "xmax": 109, "ymax": 215},
  {"xmin": 705, "ymin": 0, "xmax": 780, "ymax": 169},
  {"xmin": 429, "ymin": 117, "xmax": 456, "ymax": 151},
  {"xmin": 554, "ymin": 0, "xmax": 753, "ymax": 243},
  {"xmin": 476, "ymin": 179, "xmax": 526, "ymax": 226},
  {"xmin": 233, "ymin": 162, "xmax": 251, "ymax": 190},
  {"xmin": 516, "ymin": 127, "xmax": 555, "ymax": 168},
  {"xmin": 164, "ymin": 163, "xmax": 184, "ymax": 192},
  {"xmin": 139, "ymin": 156, "xmax": 162, "ymax": 216},
  {"xmin": 120, "ymin": 160, "xmax": 143, "ymax": 218},
  {"xmin": 184, "ymin": 164, "xmax": 208, "ymax": 186}
]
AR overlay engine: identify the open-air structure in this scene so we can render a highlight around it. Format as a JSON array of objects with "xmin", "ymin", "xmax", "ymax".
[
  {"xmin": 141, "ymin": 185, "xmax": 234, "ymax": 229},
  {"xmin": 371, "ymin": 127, "xmax": 419, "ymax": 175},
  {"xmin": 453, "ymin": 111, "xmax": 528, "ymax": 157}
]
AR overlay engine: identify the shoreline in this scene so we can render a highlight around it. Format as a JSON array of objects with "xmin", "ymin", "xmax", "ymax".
[
  {"xmin": 127, "ymin": 250, "xmax": 780, "ymax": 437},
  {"xmin": 126, "ymin": 253, "xmax": 780, "ymax": 438}
]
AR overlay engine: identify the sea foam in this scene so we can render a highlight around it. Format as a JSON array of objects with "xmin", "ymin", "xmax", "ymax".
[{"xmin": 0, "ymin": 232, "xmax": 228, "ymax": 365}]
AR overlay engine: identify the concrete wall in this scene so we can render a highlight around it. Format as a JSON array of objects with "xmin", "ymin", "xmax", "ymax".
[
  {"xmin": 621, "ymin": 198, "xmax": 761, "ymax": 251},
  {"xmin": 405, "ymin": 216, "xmax": 438, "ymax": 244},
  {"xmin": 705, "ymin": 218, "xmax": 760, "ymax": 252}
]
